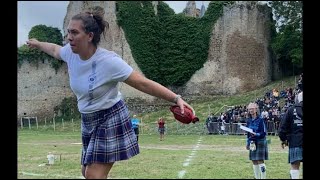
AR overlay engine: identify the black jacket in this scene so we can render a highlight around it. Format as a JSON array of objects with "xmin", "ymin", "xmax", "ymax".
[{"xmin": 278, "ymin": 101, "xmax": 303, "ymax": 148}]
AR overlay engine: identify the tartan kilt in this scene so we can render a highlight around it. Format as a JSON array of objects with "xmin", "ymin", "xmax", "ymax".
[
  {"xmin": 288, "ymin": 147, "xmax": 303, "ymax": 163},
  {"xmin": 80, "ymin": 100, "xmax": 139, "ymax": 165},
  {"xmin": 249, "ymin": 139, "xmax": 269, "ymax": 160}
]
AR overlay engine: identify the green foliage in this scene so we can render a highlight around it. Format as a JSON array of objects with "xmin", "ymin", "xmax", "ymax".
[
  {"xmin": 18, "ymin": 25, "xmax": 64, "ymax": 72},
  {"xmin": 28, "ymin": 25, "xmax": 63, "ymax": 45},
  {"xmin": 116, "ymin": 1, "xmax": 234, "ymax": 86},
  {"xmin": 271, "ymin": 25, "xmax": 302, "ymax": 68},
  {"xmin": 268, "ymin": 1, "xmax": 302, "ymax": 31},
  {"xmin": 268, "ymin": 1, "xmax": 303, "ymax": 75},
  {"xmin": 54, "ymin": 96, "xmax": 80, "ymax": 121}
]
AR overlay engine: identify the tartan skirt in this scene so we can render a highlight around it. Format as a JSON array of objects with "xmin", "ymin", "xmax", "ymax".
[
  {"xmin": 288, "ymin": 147, "xmax": 303, "ymax": 163},
  {"xmin": 80, "ymin": 100, "xmax": 139, "ymax": 165},
  {"xmin": 249, "ymin": 139, "xmax": 269, "ymax": 161}
]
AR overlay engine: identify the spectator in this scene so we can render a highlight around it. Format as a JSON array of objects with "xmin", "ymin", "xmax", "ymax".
[
  {"xmin": 158, "ymin": 117, "xmax": 166, "ymax": 141},
  {"xmin": 220, "ymin": 118, "xmax": 226, "ymax": 135},
  {"xmin": 278, "ymin": 92, "xmax": 303, "ymax": 179},
  {"xmin": 261, "ymin": 109, "xmax": 269, "ymax": 122},
  {"xmin": 131, "ymin": 115, "xmax": 140, "ymax": 142}
]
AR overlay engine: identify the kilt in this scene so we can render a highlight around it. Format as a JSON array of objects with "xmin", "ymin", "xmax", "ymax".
[
  {"xmin": 288, "ymin": 147, "xmax": 303, "ymax": 163},
  {"xmin": 158, "ymin": 127, "xmax": 165, "ymax": 134},
  {"xmin": 80, "ymin": 100, "xmax": 139, "ymax": 165},
  {"xmin": 249, "ymin": 139, "xmax": 269, "ymax": 160}
]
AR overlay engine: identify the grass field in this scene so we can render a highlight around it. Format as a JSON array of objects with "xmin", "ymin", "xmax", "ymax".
[
  {"xmin": 18, "ymin": 130, "xmax": 302, "ymax": 179},
  {"xmin": 18, "ymin": 76, "xmax": 301, "ymax": 179}
]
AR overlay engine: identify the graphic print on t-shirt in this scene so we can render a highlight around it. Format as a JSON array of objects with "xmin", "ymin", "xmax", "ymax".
[{"xmin": 87, "ymin": 61, "xmax": 97, "ymax": 106}]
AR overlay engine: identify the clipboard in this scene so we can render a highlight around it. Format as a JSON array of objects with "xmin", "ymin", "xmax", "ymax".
[{"xmin": 239, "ymin": 125, "xmax": 254, "ymax": 133}]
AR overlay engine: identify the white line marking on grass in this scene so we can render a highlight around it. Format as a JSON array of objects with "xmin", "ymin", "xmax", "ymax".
[
  {"xmin": 19, "ymin": 171, "xmax": 84, "ymax": 179},
  {"xmin": 18, "ymin": 133, "xmax": 80, "ymax": 137},
  {"xmin": 177, "ymin": 136, "xmax": 203, "ymax": 178},
  {"xmin": 178, "ymin": 170, "xmax": 186, "ymax": 178}
]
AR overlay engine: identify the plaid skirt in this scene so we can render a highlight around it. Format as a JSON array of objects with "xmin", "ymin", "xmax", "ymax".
[
  {"xmin": 288, "ymin": 147, "xmax": 303, "ymax": 163},
  {"xmin": 249, "ymin": 139, "xmax": 269, "ymax": 161},
  {"xmin": 80, "ymin": 100, "xmax": 139, "ymax": 165}
]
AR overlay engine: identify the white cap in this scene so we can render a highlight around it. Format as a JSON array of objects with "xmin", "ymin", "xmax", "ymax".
[{"xmin": 298, "ymin": 92, "xmax": 303, "ymax": 103}]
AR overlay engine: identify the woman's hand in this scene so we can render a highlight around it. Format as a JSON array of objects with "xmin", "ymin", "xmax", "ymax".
[
  {"xmin": 249, "ymin": 132, "xmax": 256, "ymax": 137},
  {"xmin": 26, "ymin": 38, "xmax": 40, "ymax": 48},
  {"xmin": 281, "ymin": 140, "xmax": 288, "ymax": 149},
  {"xmin": 25, "ymin": 38, "xmax": 62, "ymax": 59},
  {"xmin": 176, "ymin": 98, "xmax": 195, "ymax": 115}
]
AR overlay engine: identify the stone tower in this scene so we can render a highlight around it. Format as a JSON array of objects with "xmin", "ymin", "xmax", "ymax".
[{"xmin": 185, "ymin": 1, "xmax": 197, "ymax": 17}]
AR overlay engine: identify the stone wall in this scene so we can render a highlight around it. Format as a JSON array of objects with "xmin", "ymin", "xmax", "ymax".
[
  {"xmin": 17, "ymin": 60, "xmax": 74, "ymax": 120},
  {"xmin": 185, "ymin": 2, "xmax": 273, "ymax": 95}
]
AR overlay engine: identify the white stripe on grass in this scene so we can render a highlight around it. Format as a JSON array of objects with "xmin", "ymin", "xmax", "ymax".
[
  {"xmin": 178, "ymin": 170, "xmax": 186, "ymax": 178},
  {"xmin": 19, "ymin": 171, "xmax": 84, "ymax": 179},
  {"xmin": 177, "ymin": 136, "xmax": 203, "ymax": 178},
  {"xmin": 183, "ymin": 162, "xmax": 189, "ymax": 167},
  {"xmin": 19, "ymin": 171, "xmax": 129, "ymax": 179}
]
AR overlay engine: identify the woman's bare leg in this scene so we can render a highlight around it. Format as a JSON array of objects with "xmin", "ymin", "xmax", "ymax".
[{"xmin": 84, "ymin": 162, "xmax": 114, "ymax": 179}]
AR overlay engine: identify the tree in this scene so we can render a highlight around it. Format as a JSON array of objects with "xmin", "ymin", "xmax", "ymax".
[
  {"xmin": 268, "ymin": 1, "xmax": 303, "ymax": 75},
  {"xmin": 18, "ymin": 25, "xmax": 64, "ymax": 72},
  {"xmin": 269, "ymin": 1, "xmax": 302, "ymax": 32}
]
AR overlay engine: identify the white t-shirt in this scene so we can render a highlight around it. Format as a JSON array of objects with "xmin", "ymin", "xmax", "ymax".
[
  {"xmin": 261, "ymin": 111, "xmax": 269, "ymax": 118},
  {"xmin": 60, "ymin": 43, "xmax": 133, "ymax": 113}
]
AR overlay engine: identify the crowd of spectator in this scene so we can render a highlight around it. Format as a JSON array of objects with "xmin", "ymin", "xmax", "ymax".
[{"xmin": 206, "ymin": 73, "xmax": 303, "ymax": 135}]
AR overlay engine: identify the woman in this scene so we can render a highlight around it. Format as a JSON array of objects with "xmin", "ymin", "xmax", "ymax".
[
  {"xmin": 26, "ymin": 8, "xmax": 193, "ymax": 179},
  {"xmin": 158, "ymin": 117, "xmax": 166, "ymax": 141},
  {"xmin": 246, "ymin": 102, "xmax": 268, "ymax": 179}
]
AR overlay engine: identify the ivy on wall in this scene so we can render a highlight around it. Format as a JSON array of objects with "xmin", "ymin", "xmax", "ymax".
[
  {"xmin": 17, "ymin": 25, "xmax": 64, "ymax": 72},
  {"xmin": 54, "ymin": 96, "xmax": 81, "ymax": 121},
  {"xmin": 116, "ymin": 1, "xmax": 234, "ymax": 86}
]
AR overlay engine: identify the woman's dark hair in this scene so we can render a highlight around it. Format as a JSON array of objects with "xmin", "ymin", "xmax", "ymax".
[{"xmin": 72, "ymin": 6, "xmax": 109, "ymax": 47}]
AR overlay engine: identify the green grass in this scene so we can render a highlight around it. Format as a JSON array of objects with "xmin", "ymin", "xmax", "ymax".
[
  {"xmin": 18, "ymin": 131, "xmax": 302, "ymax": 179},
  {"xmin": 18, "ymin": 76, "xmax": 300, "ymax": 178}
]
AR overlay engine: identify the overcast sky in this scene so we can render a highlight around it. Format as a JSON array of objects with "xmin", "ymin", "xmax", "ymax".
[{"xmin": 17, "ymin": 1, "xmax": 211, "ymax": 47}]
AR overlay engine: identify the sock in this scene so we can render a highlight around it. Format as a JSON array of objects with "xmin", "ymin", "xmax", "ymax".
[
  {"xmin": 290, "ymin": 170, "xmax": 299, "ymax": 179},
  {"xmin": 259, "ymin": 163, "xmax": 266, "ymax": 179},
  {"xmin": 253, "ymin": 165, "xmax": 260, "ymax": 179}
]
